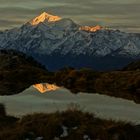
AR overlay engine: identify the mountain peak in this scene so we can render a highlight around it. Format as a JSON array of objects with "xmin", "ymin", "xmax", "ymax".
[
  {"xmin": 30, "ymin": 12, "xmax": 61, "ymax": 25},
  {"xmin": 79, "ymin": 25, "xmax": 103, "ymax": 32}
]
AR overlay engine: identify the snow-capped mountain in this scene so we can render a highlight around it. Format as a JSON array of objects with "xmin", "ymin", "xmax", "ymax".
[{"xmin": 0, "ymin": 12, "xmax": 140, "ymax": 70}]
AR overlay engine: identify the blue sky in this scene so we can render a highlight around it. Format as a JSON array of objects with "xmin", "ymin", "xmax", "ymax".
[{"xmin": 0, "ymin": 0, "xmax": 139, "ymax": 32}]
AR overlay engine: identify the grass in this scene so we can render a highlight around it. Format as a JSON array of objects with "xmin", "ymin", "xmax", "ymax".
[{"xmin": 0, "ymin": 105, "xmax": 139, "ymax": 140}]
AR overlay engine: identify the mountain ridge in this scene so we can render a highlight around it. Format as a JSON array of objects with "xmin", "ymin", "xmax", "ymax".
[{"xmin": 0, "ymin": 12, "xmax": 140, "ymax": 70}]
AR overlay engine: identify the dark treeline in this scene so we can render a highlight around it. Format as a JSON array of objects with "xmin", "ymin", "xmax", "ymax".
[{"xmin": 51, "ymin": 66, "xmax": 140, "ymax": 103}]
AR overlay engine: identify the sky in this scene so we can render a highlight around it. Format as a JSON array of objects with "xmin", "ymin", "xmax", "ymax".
[{"xmin": 0, "ymin": 0, "xmax": 140, "ymax": 32}]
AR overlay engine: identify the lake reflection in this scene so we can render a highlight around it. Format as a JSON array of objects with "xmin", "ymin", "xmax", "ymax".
[{"xmin": 0, "ymin": 86, "xmax": 140, "ymax": 124}]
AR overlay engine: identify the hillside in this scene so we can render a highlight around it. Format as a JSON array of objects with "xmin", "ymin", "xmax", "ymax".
[
  {"xmin": 53, "ymin": 66, "xmax": 140, "ymax": 103},
  {"xmin": 0, "ymin": 50, "xmax": 51, "ymax": 95},
  {"xmin": 123, "ymin": 59, "xmax": 140, "ymax": 71}
]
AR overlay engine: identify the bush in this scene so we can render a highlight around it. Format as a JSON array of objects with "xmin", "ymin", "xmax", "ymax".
[{"xmin": 0, "ymin": 109, "xmax": 139, "ymax": 140}]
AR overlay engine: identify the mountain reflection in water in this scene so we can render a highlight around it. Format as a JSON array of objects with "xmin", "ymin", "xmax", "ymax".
[
  {"xmin": 0, "ymin": 85, "xmax": 140, "ymax": 124},
  {"xmin": 33, "ymin": 83, "xmax": 59, "ymax": 93}
]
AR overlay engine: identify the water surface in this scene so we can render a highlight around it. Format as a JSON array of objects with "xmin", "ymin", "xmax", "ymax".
[{"xmin": 0, "ymin": 86, "xmax": 140, "ymax": 124}]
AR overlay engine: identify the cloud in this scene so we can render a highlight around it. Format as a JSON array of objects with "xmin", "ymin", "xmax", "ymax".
[{"xmin": 0, "ymin": 0, "xmax": 139, "ymax": 32}]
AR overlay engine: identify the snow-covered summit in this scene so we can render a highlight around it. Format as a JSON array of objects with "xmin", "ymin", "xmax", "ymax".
[
  {"xmin": 79, "ymin": 25, "xmax": 103, "ymax": 32},
  {"xmin": 0, "ymin": 12, "xmax": 140, "ymax": 70},
  {"xmin": 30, "ymin": 12, "xmax": 61, "ymax": 25}
]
